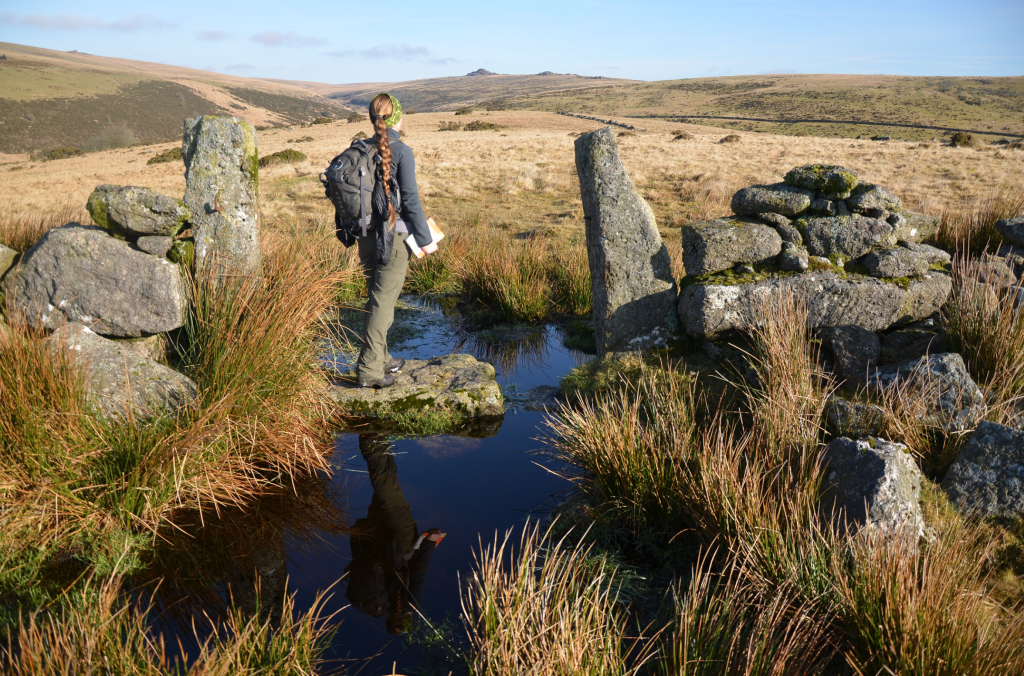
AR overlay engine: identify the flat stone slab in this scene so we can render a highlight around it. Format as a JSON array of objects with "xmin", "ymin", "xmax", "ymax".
[
  {"xmin": 677, "ymin": 270, "xmax": 950, "ymax": 340},
  {"xmin": 327, "ymin": 354, "xmax": 504, "ymax": 418},
  {"xmin": 87, "ymin": 184, "xmax": 189, "ymax": 238},
  {"xmin": 681, "ymin": 217, "xmax": 782, "ymax": 276},
  {"xmin": 942, "ymin": 421, "xmax": 1024, "ymax": 517},
  {"xmin": 47, "ymin": 323, "xmax": 197, "ymax": 419}
]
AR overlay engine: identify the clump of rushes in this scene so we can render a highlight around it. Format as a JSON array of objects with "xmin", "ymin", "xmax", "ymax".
[
  {"xmin": 934, "ymin": 190, "xmax": 1024, "ymax": 254},
  {"xmin": 461, "ymin": 521, "xmax": 655, "ymax": 676},
  {"xmin": 0, "ymin": 227, "xmax": 352, "ymax": 593},
  {"xmin": 459, "ymin": 233, "xmax": 552, "ymax": 322},
  {"xmin": 943, "ymin": 253, "xmax": 1024, "ymax": 413},
  {"xmin": 0, "ymin": 200, "xmax": 86, "ymax": 252},
  {"xmin": 3, "ymin": 576, "xmax": 338, "ymax": 675}
]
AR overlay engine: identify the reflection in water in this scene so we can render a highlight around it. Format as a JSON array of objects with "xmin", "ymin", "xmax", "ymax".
[
  {"xmin": 345, "ymin": 434, "xmax": 441, "ymax": 635},
  {"xmin": 459, "ymin": 327, "xmax": 550, "ymax": 377},
  {"xmin": 141, "ymin": 472, "xmax": 350, "ymax": 631}
]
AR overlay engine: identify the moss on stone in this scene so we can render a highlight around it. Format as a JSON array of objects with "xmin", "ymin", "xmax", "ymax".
[{"xmin": 784, "ymin": 164, "xmax": 859, "ymax": 194}]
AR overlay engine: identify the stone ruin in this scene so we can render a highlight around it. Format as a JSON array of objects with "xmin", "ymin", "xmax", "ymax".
[
  {"xmin": 572, "ymin": 127, "xmax": 1024, "ymax": 533},
  {"xmin": 677, "ymin": 164, "xmax": 950, "ymax": 340},
  {"xmin": 0, "ymin": 115, "xmax": 261, "ymax": 420}
]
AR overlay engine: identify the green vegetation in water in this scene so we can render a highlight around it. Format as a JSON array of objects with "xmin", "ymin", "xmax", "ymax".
[
  {"xmin": 258, "ymin": 148, "xmax": 306, "ymax": 168},
  {"xmin": 146, "ymin": 146, "xmax": 182, "ymax": 165},
  {"xmin": 377, "ymin": 406, "xmax": 467, "ymax": 436}
]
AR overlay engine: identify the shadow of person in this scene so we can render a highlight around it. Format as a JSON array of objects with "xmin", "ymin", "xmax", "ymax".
[{"xmin": 345, "ymin": 433, "xmax": 443, "ymax": 635}]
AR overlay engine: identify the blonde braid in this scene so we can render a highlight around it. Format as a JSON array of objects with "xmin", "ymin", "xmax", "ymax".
[{"xmin": 370, "ymin": 94, "xmax": 396, "ymax": 225}]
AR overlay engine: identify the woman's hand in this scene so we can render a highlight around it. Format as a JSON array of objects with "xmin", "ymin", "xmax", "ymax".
[{"xmin": 423, "ymin": 242, "xmax": 438, "ymax": 255}]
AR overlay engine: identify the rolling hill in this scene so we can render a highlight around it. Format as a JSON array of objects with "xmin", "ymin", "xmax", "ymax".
[
  {"xmin": 0, "ymin": 42, "xmax": 351, "ymax": 155},
  {"xmin": 493, "ymin": 74, "xmax": 1024, "ymax": 141}
]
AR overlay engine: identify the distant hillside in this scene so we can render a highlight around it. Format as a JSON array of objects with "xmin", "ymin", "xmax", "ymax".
[
  {"xmin": 0, "ymin": 42, "xmax": 350, "ymax": 155},
  {"xmin": 281, "ymin": 73, "xmax": 630, "ymax": 113},
  {"xmin": 499, "ymin": 74, "xmax": 1024, "ymax": 140}
]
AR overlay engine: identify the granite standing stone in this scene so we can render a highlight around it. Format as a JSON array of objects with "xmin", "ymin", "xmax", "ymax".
[
  {"xmin": 0, "ymin": 244, "xmax": 16, "ymax": 280},
  {"xmin": 942, "ymin": 421, "xmax": 1024, "ymax": 517},
  {"xmin": 86, "ymin": 184, "xmax": 189, "ymax": 238},
  {"xmin": 821, "ymin": 437, "xmax": 924, "ymax": 538},
  {"xmin": 575, "ymin": 128, "xmax": 677, "ymax": 354},
  {"xmin": 183, "ymin": 115, "xmax": 261, "ymax": 277},
  {"xmin": 47, "ymin": 323, "xmax": 196, "ymax": 419},
  {"xmin": 2, "ymin": 224, "xmax": 187, "ymax": 337}
]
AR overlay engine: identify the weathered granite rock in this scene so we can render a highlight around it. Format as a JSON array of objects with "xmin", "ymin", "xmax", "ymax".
[
  {"xmin": 327, "ymin": 354, "xmax": 504, "ymax": 418},
  {"xmin": 575, "ymin": 128, "xmax": 678, "ymax": 354},
  {"xmin": 825, "ymin": 397, "xmax": 885, "ymax": 437},
  {"xmin": 510, "ymin": 385, "xmax": 563, "ymax": 412},
  {"xmin": 862, "ymin": 247, "xmax": 930, "ymax": 278},
  {"xmin": 779, "ymin": 242, "xmax": 809, "ymax": 272},
  {"xmin": 183, "ymin": 115, "xmax": 261, "ymax": 276},
  {"xmin": 821, "ymin": 437, "xmax": 924, "ymax": 538},
  {"xmin": 996, "ymin": 216, "xmax": 1024, "ymax": 246},
  {"xmin": 996, "ymin": 244, "xmax": 1024, "ymax": 277},
  {"xmin": 898, "ymin": 273, "xmax": 953, "ymax": 324},
  {"xmin": 974, "ymin": 259, "xmax": 1017, "ymax": 286},
  {"xmin": 758, "ymin": 213, "xmax": 803, "ymax": 245},
  {"xmin": 86, "ymin": 184, "xmax": 189, "ymax": 238},
  {"xmin": 810, "ymin": 198, "xmax": 837, "ymax": 216},
  {"xmin": 881, "ymin": 327, "xmax": 947, "ymax": 361},
  {"xmin": 784, "ymin": 164, "xmax": 859, "ymax": 194},
  {"xmin": 136, "ymin": 236, "xmax": 174, "ymax": 257},
  {"xmin": 678, "ymin": 273, "xmax": 906, "ymax": 340},
  {"xmin": 2, "ymin": 224, "xmax": 187, "ymax": 337},
  {"xmin": 941, "ymin": 421, "xmax": 1024, "ymax": 517},
  {"xmin": 0, "ymin": 244, "xmax": 16, "ymax": 280},
  {"xmin": 731, "ymin": 183, "xmax": 812, "ymax": 217},
  {"xmin": 889, "ymin": 211, "xmax": 940, "ymax": 243},
  {"xmin": 681, "ymin": 218, "xmax": 782, "ymax": 276},
  {"xmin": 868, "ymin": 353, "xmax": 985, "ymax": 432},
  {"xmin": 847, "ymin": 184, "xmax": 903, "ymax": 214},
  {"xmin": 801, "ymin": 215, "xmax": 895, "ymax": 259},
  {"xmin": 819, "ymin": 325, "xmax": 880, "ymax": 385},
  {"xmin": 116, "ymin": 333, "xmax": 170, "ymax": 362},
  {"xmin": 47, "ymin": 323, "xmax": 196, "ymax": 419},
  {"xmin": 900, "ymin": 241, "xmax": 950, "ymax": 265}
]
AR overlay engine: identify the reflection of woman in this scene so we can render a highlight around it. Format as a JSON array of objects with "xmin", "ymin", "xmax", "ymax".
[
  {"xmin": 357, "ymin": 93, "xmax": 435, "ymax": 389},
  {"xmin": 345, "ymin": 434, "xmax": 443, "ymax": 634}
]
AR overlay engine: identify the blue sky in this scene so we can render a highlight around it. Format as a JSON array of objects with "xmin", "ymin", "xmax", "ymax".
[{"xmin": 1, "ymin": 0, "xmax": 1021, "ymax": 83}]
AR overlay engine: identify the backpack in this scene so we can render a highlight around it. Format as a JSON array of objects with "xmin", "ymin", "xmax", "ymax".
[{"xmin": 320, "ymin": 139, "xmax": 378, "ymax": 247}]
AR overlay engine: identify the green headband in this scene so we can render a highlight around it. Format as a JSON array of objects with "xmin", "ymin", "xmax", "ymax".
[{"xmin": 372, "ymin": 93, "xmax": 402, "ymax": 127}]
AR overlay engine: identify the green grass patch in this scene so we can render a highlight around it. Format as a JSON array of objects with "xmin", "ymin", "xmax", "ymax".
[
  {"xmin": 258, "ymin": 148, "xmax": 306, "ymax": 168},
  {"xmin": 145, "ymin": 146, "xmax": 182, "ymax": 165}
]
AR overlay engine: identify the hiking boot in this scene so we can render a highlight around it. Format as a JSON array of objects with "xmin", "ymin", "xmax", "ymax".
[
  {"xmin": 388, "ymin": 357, "xmax": 405, "ymax": 373},
  {"xmin": 358, "ymin": 373, "xmax": 395, "ymax": 389}
]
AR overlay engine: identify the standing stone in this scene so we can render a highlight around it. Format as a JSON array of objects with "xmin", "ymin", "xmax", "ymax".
[
  {"xmin": 182, "ymin": 116, "xmax": 261, "ymax": 277},
  {"xmin": 2, "ymin": 224, "xmax": 187, "ymax": 337},
  {"xmin": 942, "ymin": 421, "xmax": 1024, "ymax": 517},
  {"xmin": 821, "ymin": 437, "xmax": 924, "ymax": 538},
  {"xmin": 47, "ymin": 323, "xmax": 196, "ymax": 419},
  {"xmin": 575, "ymin": 128, "xmax": 677, "ymax": 354}
]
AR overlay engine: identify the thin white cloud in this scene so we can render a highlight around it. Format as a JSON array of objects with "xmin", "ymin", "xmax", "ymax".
[
  {"xmin": 0, "ymin": 12, "xmax": 174, "ymax": 31},
  {"xmin": 250, "ymin": 30, "xmax": 325, "ymax": 47},
  {"xmin": 324, "ymin": 43, "xmax": 455, "ymax": 65},
  {"xmin": 197, "ymin": 29, "xmax": 229, "ymax": 41}
]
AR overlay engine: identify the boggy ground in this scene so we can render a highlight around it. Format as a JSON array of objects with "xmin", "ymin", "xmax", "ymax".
[{"xmin": 1, "ymin": 111, "xmax": 1024, "ymax": 674}]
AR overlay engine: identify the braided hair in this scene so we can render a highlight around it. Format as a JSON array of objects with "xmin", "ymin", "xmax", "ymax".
[{"xmin": 369, "ymin": 93, "xmax": 396, "ymax": 226}]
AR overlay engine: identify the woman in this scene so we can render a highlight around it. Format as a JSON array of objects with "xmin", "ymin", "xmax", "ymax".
[{"xmin": 357, "ymin": 93, "xmax": 434, "ymax": 389}]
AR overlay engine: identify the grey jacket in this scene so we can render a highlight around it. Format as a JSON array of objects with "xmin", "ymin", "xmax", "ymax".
[{"xmin": 375, "ymin": 128, "xmax": 431, "ymax": 248}]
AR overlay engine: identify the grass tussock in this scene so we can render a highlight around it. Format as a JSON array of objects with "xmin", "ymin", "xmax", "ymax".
[
  {"xmin": 258, "ymin": 149, "xmax": 307, "ymax": 168},
  {"xmin": 0, "ymin": 223, "xmax": 354, "ymax": 591},
  {"xmin": 934, "ymin": 190, "xmax": 1024, "ymax": 254},
  {"xmin": 0, "ymin": 201, "xmax": 86, "ymax": 252},
  {"xmin": 462, "ymin": 522, "xmax": 654, "ymax": 676},
  {"xmin": 4, "ymin": 577, "xmax": 337, "ymax": 675}
]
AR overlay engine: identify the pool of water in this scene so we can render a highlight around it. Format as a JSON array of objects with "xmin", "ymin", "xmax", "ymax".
[{"xmin": 287, "ymin": 299, "xmax": 588, "ymax": 672}]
